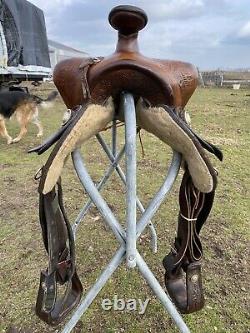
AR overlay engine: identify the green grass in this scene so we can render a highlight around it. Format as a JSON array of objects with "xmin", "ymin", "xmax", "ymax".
[{"xmin": 0, "ymin": 87, "xmax": 249, "ymax": 333}]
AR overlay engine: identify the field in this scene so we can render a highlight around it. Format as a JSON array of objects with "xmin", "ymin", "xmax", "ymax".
[{"xmin": 0, "ymin": 86, "xmax": 249, "ymax": 333}]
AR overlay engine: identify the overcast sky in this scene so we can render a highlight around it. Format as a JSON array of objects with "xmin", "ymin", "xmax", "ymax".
[{"xmin": 29, "ymin": 0, "xmax": 250, "ymax": 70}]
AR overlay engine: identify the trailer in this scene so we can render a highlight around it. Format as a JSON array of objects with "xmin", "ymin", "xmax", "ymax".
[{"xmin": 0, "ymin": 0, "xmax": 51, "ymax": 88}]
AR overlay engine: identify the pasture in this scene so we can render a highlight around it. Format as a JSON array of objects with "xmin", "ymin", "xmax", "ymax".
[{"xmin": 0, "ymin": 86, "xmax": 249, "ymax": 333}]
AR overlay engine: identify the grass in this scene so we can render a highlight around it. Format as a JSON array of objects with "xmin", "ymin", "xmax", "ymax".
[{"xmin": 0, "ymin": 86, "xmax": 249, "ymax": 333}]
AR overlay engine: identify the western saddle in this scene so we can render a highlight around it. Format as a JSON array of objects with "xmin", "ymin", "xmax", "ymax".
[{"xmin": 30, "ymin": 5, "xmax": 223, "ymax": 326}]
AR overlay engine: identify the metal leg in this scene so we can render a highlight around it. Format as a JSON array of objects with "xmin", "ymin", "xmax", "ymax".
[
  {"xmin": 72, "ymin": 150, "xmax": 125, "ymax": 245},
  {"xmin": 73, "ymin": 123, "xmax": 157, "ymax": 250},
  {"xmin": 61, "ymin": 247, "xmax": 125, "ymax": 333},
  {"xmin": 96, "ymin": 133, "xmax": 158, "ymax": 253},
  {"xmin": 123, "ymin": 93, "xmax": 137, "ymax": 268},
  {"xmin": 112, "ymin": 119, "xmax": 117, "ymax": 157},
  {"xmin": 62, "ymin": 93, "xmax": 190, "ymax": 333},
  {"xmin": 72, "ymin": 145, "xmax": 126, "ymax": 236},
  {"xmin": 136, "ymin": 151, "xmax": 181, "ymax": 238}
]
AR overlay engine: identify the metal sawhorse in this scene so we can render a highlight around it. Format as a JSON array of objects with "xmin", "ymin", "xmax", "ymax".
[{"xmin": 61, "ymin": 93, "xmax": 191, "ymax": 333}]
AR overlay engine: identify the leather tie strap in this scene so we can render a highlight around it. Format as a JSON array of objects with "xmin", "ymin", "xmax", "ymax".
[{"xmin": 79, "ymin": 57, "xmax": 103, "ymax": 100}]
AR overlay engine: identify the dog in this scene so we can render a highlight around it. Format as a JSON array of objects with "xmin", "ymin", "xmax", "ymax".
[{"xmin": 0, "ymin": 90, "xmax": 58, "ymax": 144}]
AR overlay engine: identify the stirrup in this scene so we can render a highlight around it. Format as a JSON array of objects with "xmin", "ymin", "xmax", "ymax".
[
  {"xmin": 163, "ymin": 253, "xmax": 204, "ymax": 314},
  {"xmin": 36, "ymin": 269, "xmax": 83, "ymax": 326}
]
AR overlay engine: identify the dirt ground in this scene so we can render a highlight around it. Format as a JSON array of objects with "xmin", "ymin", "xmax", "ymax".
[{"xmin": 0, "ymin": 86, "xmax": 249, "ymax": 333}]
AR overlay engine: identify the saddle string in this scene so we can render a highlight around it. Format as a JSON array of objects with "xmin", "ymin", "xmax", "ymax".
[
  {"xmin": 191, "ymin": 192, "xmax": 205, "ymax": 261},
  {"xmin": 174, "ymin": 184, "xmax": 191, "ymax": 266},
  {"xmin": 174, "ymin": 177, "xmax": 204, "ymax": 266},
  {"xmin": 100, "ymin": 123, "xmax": 145, "ymax": 158},
  {"xmin": 138, "ymin": 128, "xmax": 146, "ymax": 158},
  {"xmin": 180, "ymin": 214, "xmax": 197, "ymax": 222},
  {"xmin": 187, "ymin": 185, "xmax": 205, "ymax": 261},
  {"xmin": 101, "ymin": 121, "xmax": 124, "ymax": 131}
]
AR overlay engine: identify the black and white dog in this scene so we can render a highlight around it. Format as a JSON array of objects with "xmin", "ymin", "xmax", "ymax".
[{"xmin": 0, "ymin": 89, "xmax": 57, "ymax": 144}]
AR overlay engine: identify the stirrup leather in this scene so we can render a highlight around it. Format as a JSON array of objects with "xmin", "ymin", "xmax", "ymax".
[
  {"xmin": 163, "ymin": 170, "xmax": 216, "ymax": 313},
  {"xmin": 35, "ymin": 177, "xmax": 83, "ymax": 326}
]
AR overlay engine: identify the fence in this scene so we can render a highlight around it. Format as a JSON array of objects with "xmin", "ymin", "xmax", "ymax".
[{"xmin": 198, "ymin": 70, "xmax": 250, "ymax": 88}]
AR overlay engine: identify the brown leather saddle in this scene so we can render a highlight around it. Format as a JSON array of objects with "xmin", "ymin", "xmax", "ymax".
[{"xmin": 30, "ymin": 5, "xmax": 223, "ymax": 326}]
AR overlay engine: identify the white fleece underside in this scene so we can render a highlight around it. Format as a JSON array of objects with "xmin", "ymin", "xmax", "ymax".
[
  {"xmin": 43, "ymin": 99, "xmax": 114, "ymax": 194},
  {"xmin": 136, "ymin": 104, "xmax": 213, "ymax": 193},
  {"xmin": 43, "ymin": 97, "xmax": 212, "ymax": 194}
]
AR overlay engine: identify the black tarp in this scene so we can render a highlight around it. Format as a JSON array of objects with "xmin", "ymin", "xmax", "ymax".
[{"xmin": 0, "ymin": 0, "xmax": 50, "ymax": 67}]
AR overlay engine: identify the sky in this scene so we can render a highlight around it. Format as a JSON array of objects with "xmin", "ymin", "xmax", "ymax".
[{"xmin": 29, "ymin": 0, "xmax": 250, "ymax": 70}]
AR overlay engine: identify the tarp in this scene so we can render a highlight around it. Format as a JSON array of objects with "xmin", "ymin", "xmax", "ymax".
[
  {"xmin": 0, "ymin": 21, "xmax": 8, "ymax": 67},
  {"xmin": 0, "ymin": 0, "xmax": 51, "ymax": 68}
]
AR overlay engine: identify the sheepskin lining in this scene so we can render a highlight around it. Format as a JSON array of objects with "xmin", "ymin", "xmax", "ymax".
[
  {"xmin": 43, "ymin": 99, "xmax": 114, "ymax": 194},
  {"xmin": 136, "ymin": 104, "xmax": 213, "ymax": 193}
]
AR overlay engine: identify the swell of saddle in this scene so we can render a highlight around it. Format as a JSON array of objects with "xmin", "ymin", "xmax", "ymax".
[{"xmin": 53, "ymin": 56, "xmax": 198, "ymax": 110}]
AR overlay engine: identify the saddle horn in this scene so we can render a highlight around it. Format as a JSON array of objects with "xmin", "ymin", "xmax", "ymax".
[{"xmin": 109, "ymin": 5, "xmax": 148, "ymax": 37}]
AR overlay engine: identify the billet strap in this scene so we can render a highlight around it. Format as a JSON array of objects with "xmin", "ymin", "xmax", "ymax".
[
  {"xmin": 36, "ymin": 176, "xmax": 83, "ymax": 325},
  {"xmin": 163, "ymin": 170, "xmax": 216, "ymax": 313}
]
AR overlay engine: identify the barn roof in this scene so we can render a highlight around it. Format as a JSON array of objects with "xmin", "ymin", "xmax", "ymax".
[{"xmin": 48, "ymin": 39, "xmax": 88, "ymax": 55}]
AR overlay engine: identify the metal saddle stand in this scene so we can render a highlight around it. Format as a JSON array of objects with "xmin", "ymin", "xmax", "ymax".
[{"xmin": 61, "ymin": 93, "xmax": 190, "ymax": 333}]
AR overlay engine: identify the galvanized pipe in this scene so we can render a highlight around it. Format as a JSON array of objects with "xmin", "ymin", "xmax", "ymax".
[
  {"xmin": 72, "ymin": 145, "xmax": 126, "ymax": 237},
  {"xmin": 123, "ymin": 93, "xmax": 137, "ymax": 268},
  {"xmin": 96, "ymin": 133, "xmax": 158, "ymax": 253}
]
